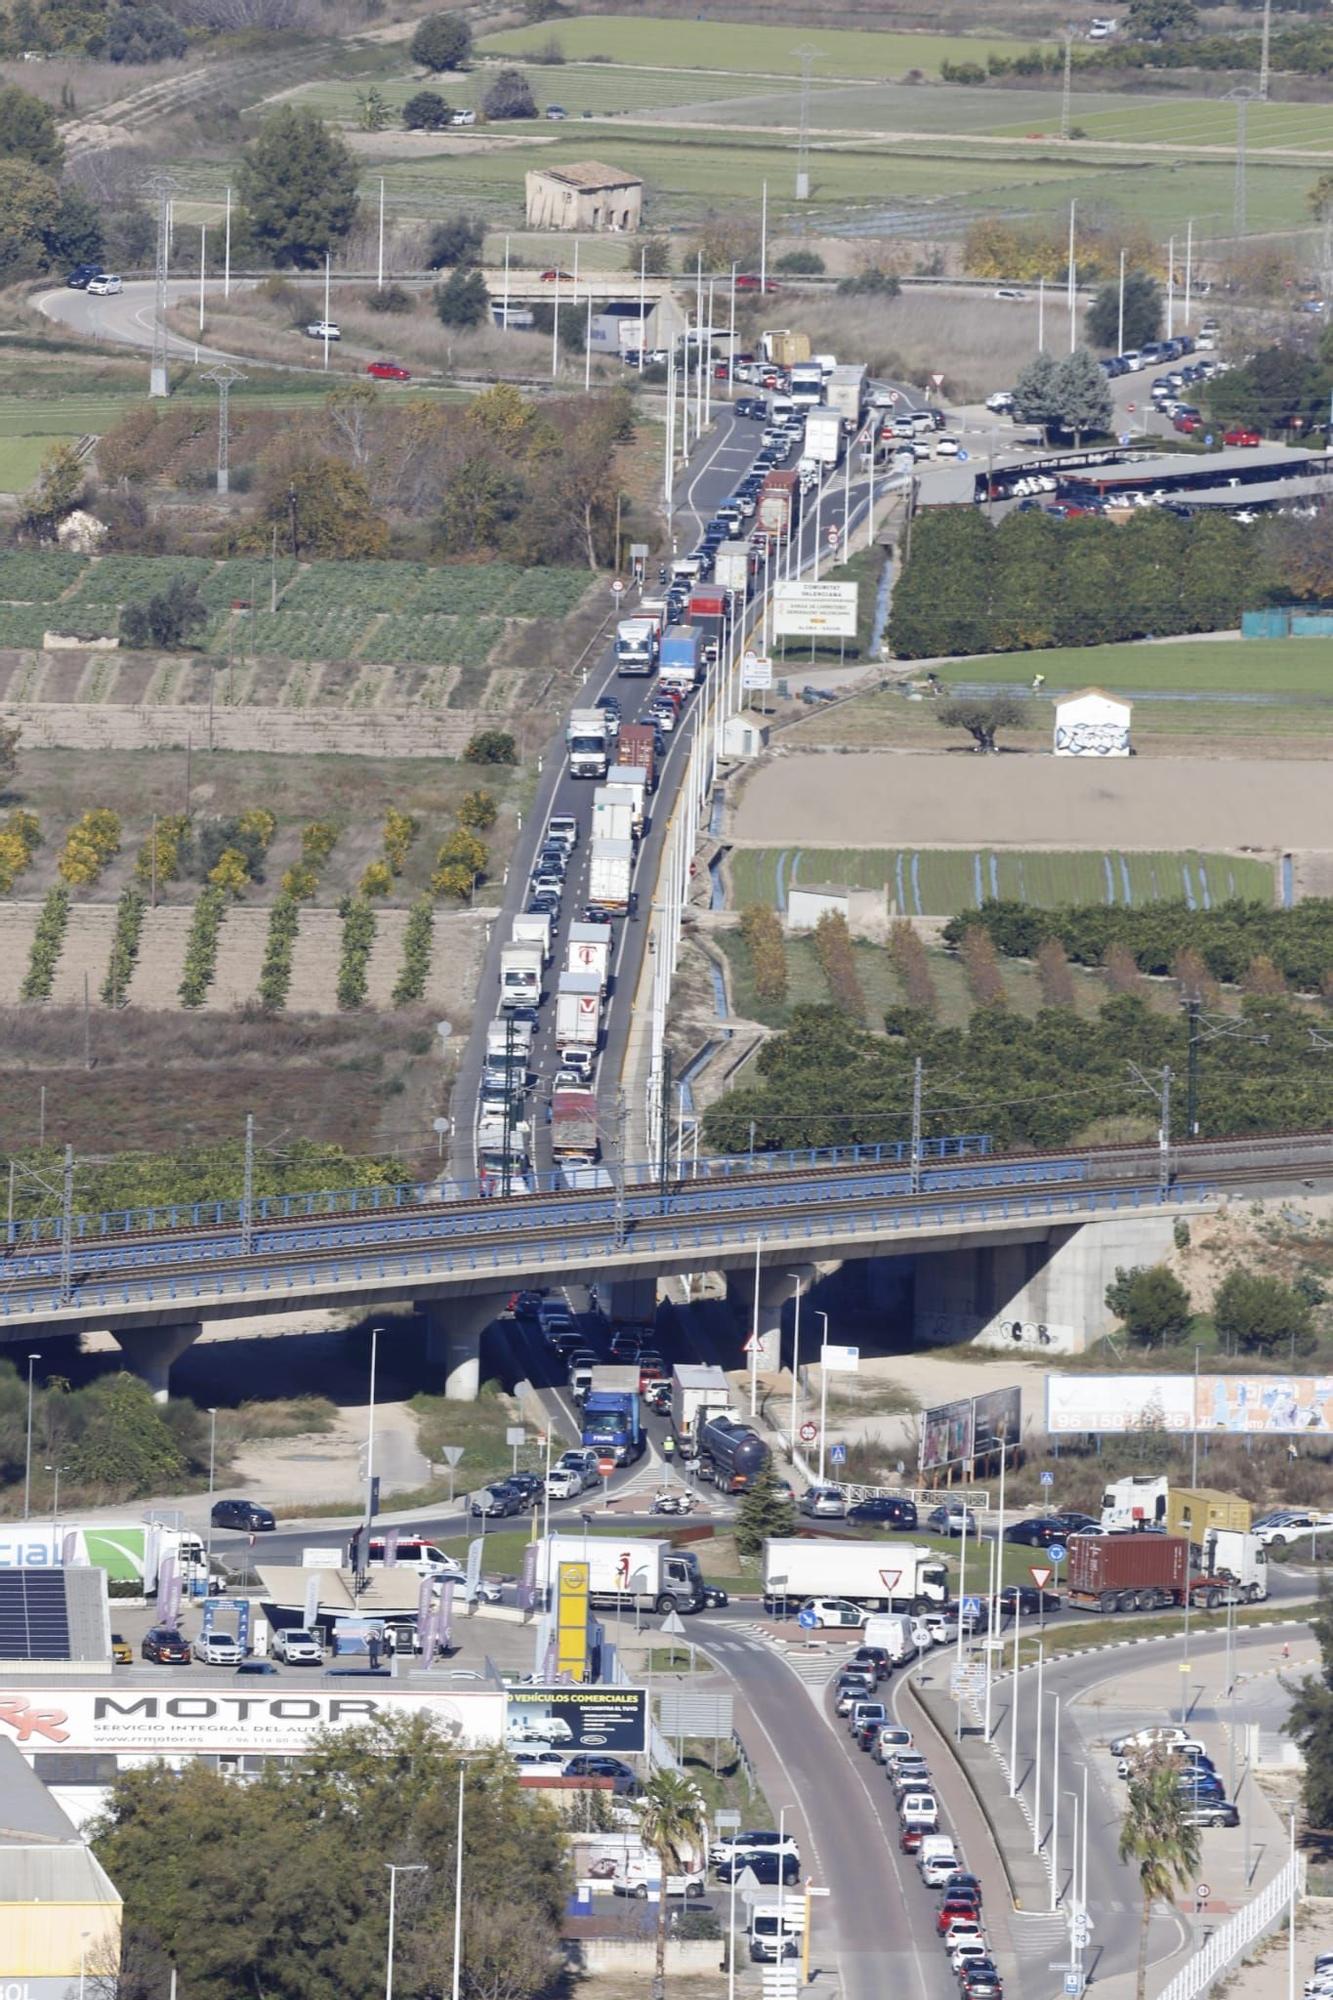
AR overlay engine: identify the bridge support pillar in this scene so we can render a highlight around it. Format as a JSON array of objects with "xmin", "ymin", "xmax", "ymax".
[
  {"xmin": 913, "ymin": 1214, "xmax": 1181, "ymax": 1355},
  {"xmin": 728, "ymin": 1263, "xmax": 815, "ymax": 1375},
  {"xmin": 416, "ymin": 1295, "xmax": 503, "ymax": 1402},
  {"xmin": 113, "ymin": 1321, "xmax": 202, "ymax": 1403}
]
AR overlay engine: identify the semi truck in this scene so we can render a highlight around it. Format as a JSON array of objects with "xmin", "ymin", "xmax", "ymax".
[
  {"xmin": 565, "ymin": 920, "xmax": 613, "ymax": 990},
  {"xmin": 762, "ymin": 1538, "xmax": 950, "ymax": 1614},
  {"xmin": 0, "ymin": 1522, "xmax": 208, "ymax": 1594},
  {"xmin": 555, "ymin": 971, "xmax": 601, "ymax": 1059},
  {"xmin": 695, "ymin": 1414, "xmax": 770, "ymax": 1493},
  {"xmin": 499, "ymin": 941, "xmax": 542, "ymax": 1011},
  {"xmin": 802, "ymin": 408, "xmax": 843, "ymax": 467},
  {"xmin": 757, "ymin": 469, "xmax": 799, "ymax": 538},
  {"xmin": 580, "ymin": 1372, "xmax": 644, "ymax": 1464},
  {"xmin": 658, "ymin": 625, "xmax": 704, "ymax": 691},
  {"xmin": 486, "ymin": 1015, "xmax": 532, "ymax": 1068},
  {"xmin": 588, "ymin": 837, "xmax": 633, "ymax": 913},
  {"xmin": 566, "ymin": 708, "xmax": 610, "ymax": 780},
  {"xmin": 827, "ymin": 362, "xmax": 868, "ymax": 427},
  {"xmin": 1201, "ymin": 1527, "xmax": 1268, "ymax": 1601},
  {"xmin": 714, "ymin": 541, "xmax": 753, "ymax": 593},
  {"xmin": 615, "ymin": 617, "xmax": 658, "ymax": 676},
  {"xmin": 761, "ymin": 329, "xmax": 811, "ymax": 366},
  {"xmin": 1164, "ymin": 1488, "xmax": 1253, "ymax": 1538},
  {"xmin": 603, "ymin": 768, "xmax": 647, "ymax": 837},
  {"xmin": 1065, "ymin": 1534, "xmax": 1239, "ymax": 1613},
  {"xmin": 669, "ymin": 1365, "xmax": 734, "ymax": 1455},
  {"xmin": 535, "ymin": 1532, "xmax": 704, "ymax": 1614},
  {"xmin": 789, "ymin": 360, "xmax": 825, "ymax": 407},
  {"xmin": 552, "ymin": 1088, "xmax": 599, "ymax": 1162},
  {"xmin": 617, "ymin": 723, "xmax": 657, "ymax": 792},
  {"xmin": 687, "ymin": 588, "xmax": 729, "ymax": 623},
  {"xmin": 1099, "ymin": 1474, "xmax": 1167, "ymax": 1532},
  {"xmin": 591, "ymin": 786, "xmax": 638, "ymax": 848},
  {"xmin": 510, "ymin": 913, "xmax": 551, "ymax": 964},
  {"xmin": 477, "ymin": 1114, "xmax": 531, "ymax": 1193}
]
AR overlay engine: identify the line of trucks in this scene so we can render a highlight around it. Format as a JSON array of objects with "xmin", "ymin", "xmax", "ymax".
[{"xmin": 575, "ymin": 1359, "xmax": 772, "ymax": 1493}]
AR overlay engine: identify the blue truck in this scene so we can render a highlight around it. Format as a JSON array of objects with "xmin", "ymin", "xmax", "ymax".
[
  {"xmin": 657, "ymin": 624, "xmax": 704, "ymax": 691},
  {"xmin": 581, "ymin": 1366, "xmax": 644, "ymax": 1464}
]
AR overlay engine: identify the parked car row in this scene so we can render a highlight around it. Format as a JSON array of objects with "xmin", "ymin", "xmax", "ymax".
[{"xmin": 1108, "ymin": 1725, "xmax": 1241, "ymax": 1829}]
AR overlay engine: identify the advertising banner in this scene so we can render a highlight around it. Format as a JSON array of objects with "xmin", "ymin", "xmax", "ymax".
[
  {"xmin": 1045, "ymin": 1374, "xmax": 1333, "ymax": 1436},
  {"xmin": 972, "ymin": 1386, "xmax": 1022, "ymax": 1457},
  {"xmin": 0, "ymin": 1689, "xmax": 506, "ymax": 1757},
  {"xmin": 506, "ymin": 1686, "xmax": 646, "ymax": 1753},
  {"xmin": 556, "ymin": 1560, "xmax": 590, "ymax": 1683},
  {"xmin": 921, "ymin": 1397, "xmax": 974, "ymax": 1472},
  {"xmin": 773, "ymin": 580, "xmax": 858, "ymax": 639}
]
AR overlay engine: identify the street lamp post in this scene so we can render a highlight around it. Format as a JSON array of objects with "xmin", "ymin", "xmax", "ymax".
[
  {"xmin": 385, "ymin": 1863, "xmax": 428, "ymax": 2000},
  {"xmin": 204, "ymin": 1406, "xmax": 217, "ymax": 1592},
  {"xmin": 23, "ymin": 1353, "xmax": 40, "ymax": 1520},
  {"xmin": 452, "ymin": 1768, "xmax": 465, "ymax": 2000},
  {"xmin": 814, "ymin": 1310, "xmax": 830, "ymax": 1483},
  {"xmin": 365, "ymin": 1325, "xmax": 383, "ymax": 1538},
  {"xmin": 786, "ymin": 1272, "xmax": 803, "ymax": 1456}
]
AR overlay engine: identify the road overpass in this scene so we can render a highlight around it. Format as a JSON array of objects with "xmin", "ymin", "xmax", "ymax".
[{"xmin": 1, "ymin": 1133, "xmax": 1328, "ymax": 1396}]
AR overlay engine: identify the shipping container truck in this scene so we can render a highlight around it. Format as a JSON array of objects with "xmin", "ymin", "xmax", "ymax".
[
  {"xmin": 499, "ymin": 941, "xmax": 542, "ymax": 1011},
  {"xmin": 591, "ymin": 786, "xmax": 637, "ymax": 849},
  {"xmin": 615, "ymin": 617, "xmax": 658, "ymax": 676},
  {"xmin": 761, "ymin": 329, "xmax": 811, "ymax": 366},
  {"xmin": 511, "ymin": 913, "xmax": 551, "ymax": 964},
  {"xmin": 695, "ymin": 1414, "xmax": 770, "ymax": 1493},
  {"xmin": 552, "ymin": 1088, "xmax": 599, "ymax": 1162},
  {"xmin": 757, "ymin": 469, "xmax": 799, "ymax": 538},
  {"xmin": 827, "ymin": 362, "xmax": 868, "ymax": 426},
  {"xmin": 714, "ymin": 541, "xmax": 753, "ymax": 593},
  {"xmin": 658, "ymin": 624, "xmax": 704, "ymax": 691},
  {"xmin": 669, "ymin": 1364, "xmax": 734, "ymax": 1454},
  {"xmin": 762, "ymin": 1538, "xmax": 949, "ymax": 1613},
  {"xmin": 1201, "ymin": 1527, "xmax": 1268, "ymax": 1601},
  {"xmin": 588, "ymin": 837, "xmax": 633, "ymax": 913},
  {"xmin": 617, "ymin": 724, "xmax": 657, "ymax": 792},
  {"xmin": 566, "ymin": 708, "xmax": 610, "ymax": 780},
  {"xmin": 802, "ymin": 409, "xmax": 843, "ymax": 466},
  {"xmin": 1065, "ymin": 1535, "xmax": 1235, "ymax": 1612},
  {"xmin": 565, "ymin": 920, "xmax": 613, "ymax": 990},
  {"xmin": 687, "ymin": 588, "xmax": 728, "ymax": 623},
  {"xmin": 555, "ymin": 971, "xmax": 601, "ymax": 1057},
  {"xmin": 534, "ymin": 1531, "xmax": 703, "ymax": 1613},
  {"xmin": 580, "ymin": 1381, "xmax": 644, "ymax": 1466},
  {"xmin": 1164, "ymin": 1488, "xmax": 1253, "ymax": 1539}
]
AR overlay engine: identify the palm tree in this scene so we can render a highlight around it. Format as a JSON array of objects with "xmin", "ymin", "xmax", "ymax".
[
  {"xmin": 637, "ymin": 1768, "xmax": 704, "ymax": 2000},
  {"xmin": 1117, "ymin": 1748, "xmax": 1203, "ymax": 2000}
]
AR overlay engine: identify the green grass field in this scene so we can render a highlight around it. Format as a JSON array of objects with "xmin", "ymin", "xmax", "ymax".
[
  {"xmin": 479, "ymin": 16, "xmax": 1048, "ymax": 77},
  {"xmin": 727, "ymin": 845, "xmax": 1274, "ymax": 915},
  {"xmin": 987, "ymin": 94, "xmax": 1333, "ymax": 152},
  {"xmin": 937, "ymin": 636, "xmax": 1333, "ymax": 695}
]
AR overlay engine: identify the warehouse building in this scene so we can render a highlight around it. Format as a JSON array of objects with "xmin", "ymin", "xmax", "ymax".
[{"xmin": 0, "ymin": 1738, "xmax": 122, "ymax": 1998}]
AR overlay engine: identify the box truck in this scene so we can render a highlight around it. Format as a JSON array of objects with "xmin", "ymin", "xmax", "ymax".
[
  {"xmin": 762, "ymin": 1538, "xmax": 949, "ymax": 1612},
  {"xmin": 602, "ymin": 769, "xmax": 647, "ymax": 837},
  {"xmin": 486, "ymin": 1015, "xmax": 532, "ymax": 1066},
  {"xmin": 565, "ymin": 920, "xmax": 613, "ymax": 990},
  {"xmin": 617, "ymin": 724, "xmax": 657, "ymax": 792},
  {"xmin": 687, "ymin": 588, "xmax": 729, "ymax": 623},
  {"xmin": 535, "ymin": 1532, "xmax": 704, "ymax": 1614},
  {"xmin": 580, "ymin": 1379, "xmax": 643, "ymax": 1466},
  {"xmin": 588, "ymin": 838, "xmax": 633, "ymax": 913},
  {"xmin": 566, "ymin": 708, "xmax": 610, "ymax": 780},
  {"xmin": 591, "ymin": 786, "xmax": 638, "ymax": 848},
  {"xmin": 615, "ymin": 617, "xmax": 658, "ymax": 676},
  {"xmin": 555, "ymin": 971, "xmax": 601, "ymax": 1057},
  {"xmin": 789, "ymin": 360, "xmax": 825, "ymax": 408},
  {"xmin": 658, "ymin": 625, "xmax": 704, "ymax": 691},
  {"xmin": 669, "ymin": 1365, "xmax": 734, "ymax": 1454},
  {"xmin": 511, "ymin": 913, "xmax": 551, "ymax": 964},
  {"xmin": 0, "ymin": 1522, "xmax": 208, "ymax": 1593},
  {"xmin": 477, "ymin": 1114, "xmax": 531, "ymax": 1192},
  {"xmin": 499, "ymin": 941, "xmax": 542, "ymax": 1011},
  {"xmin": 552, "ymin": 1088, "xmax": 599, "ymax": 1162},
  {"xmin": 827, "ymin": 362, "xmax": 868, "ymax": 426},
  {"xmin": 803, "ymin": 409, "xmax": 843, "ymax": 466},
  {"xmin": 1065, "ymin": 1535, "xmax": 1237, "ymax": 1612},
  {"xmin": 714, "ymin": 541, "xmax": 753, "ymax": 593}
]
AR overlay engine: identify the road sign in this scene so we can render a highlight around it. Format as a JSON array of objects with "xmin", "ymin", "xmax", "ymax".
[
  {"xmin": 963, "ymin": 1594, "xmax": 983, "ymax": 1618},
  {"xmin": 931, "ymin": 372, "xmax": 944, "ymax": 387},
  {"xmin": 611, "ymin": 579, "xmax": 625, "ymax": 596},
  {"xmin": 800, "ymin": 1421, "xmax": 818, "ymax": 1443},
  {"xmin": 715, "ymin": 1808, "xmax": 742, "ymax": 1831},
  {"xmin": 1048, "ymin": 1542, "xmax": 1067, "ymax": 1564},
  {"xmin": 957, "ymin": 449, "xmax": 969, "ymax": 461},
  {"xmin": 506, "ymin": 1426, "xmax": 526, "ymax": 1447},
  {"xmin": 1040, "ymin": 1471, "xmax": 1054, "ymax": 1486},
  {"xmin": 1065, "ymin": 1975, "xmax": 1084, "ymax": 1996},
  {"xmin": 1196, "ymin": 1883, "xmax": 1211, "ymax": 1901},
  {"xmin": 1205, "ymin": 434, "xmax": 1214, "ymax": 446},
  {"xmin": 735, "ymin": 1865, "xmax": 764, "ymax": 1904},
  {"xmin": 1119, "ymin": 432, "xmax": 1132, "ymax": 446},
  {"xmin": 441, "ymin": 1446, "xmax": 464, "ymax": 1467},
  {"xmin": 1030, "ymin": 1566, "xmax": 1054, "ymax": 1590},
  {"xmin": 597, "ymin": 1456, "xmax": 616, "ymax": 1478},
  {"xmin": 827, "ymin": 524, "xmax": 840, "ymax": 545},
  {"xmin": 660, "ymin": 1608, "xmax": 688, "ymax": 1638},
  {"xmin": 798, "ymin": 1607, "xmax": 818, "ymax": 1629},
  {"xmin": 830, "ymin": 1443, "xmax": 847, "ymax": 1466}
]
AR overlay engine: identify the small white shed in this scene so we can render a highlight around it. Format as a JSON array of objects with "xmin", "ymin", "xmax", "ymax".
[
  {"xmin": 722, "ymin": 715, "xmax": 768, "ymax": 759},
  {"xmin": 788, "ymin": 885, "xmax": 848, "ymax": 931},
  {"xmin": 1053, "ymin": 686, "xmax": 1132, "ymax": 757}
]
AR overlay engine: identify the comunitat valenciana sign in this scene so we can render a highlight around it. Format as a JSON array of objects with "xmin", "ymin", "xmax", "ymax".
[
  {"xmin": 0, "ymin": 1689, "xmax": 507, "ymax": 1756},
  {"xmin": 773, "ymin": 579, "xmax": 858, "ymax": 639}
]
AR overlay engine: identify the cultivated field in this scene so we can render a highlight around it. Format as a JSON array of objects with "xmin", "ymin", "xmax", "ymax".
[
  {"xmin": 727, "ymin": 844, "xmax": 1274, "ymax": 915},
  {"xmin": 934, "ymin": 636, "xmax": 1333, "ymax": 694},
  {"xmin": 478, "ymin": 17, "xmax": 1051, "ymax": 75},
  {"xmin": 731, "ymin": 753, "xmax": 1332, "ymax": 853}
]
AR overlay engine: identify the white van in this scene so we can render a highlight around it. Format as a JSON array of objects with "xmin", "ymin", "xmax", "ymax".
[
  {"xmin": 900, "ymin": 1792, "xmax": 939, "ymax": 1831},
  {"xmin": 748, "ymin": 1905, "xmax": 804, "ymax": 1963},
  {"xmin": 863, "ymin": 1612, "xmax": 920, "ymax": 1663}
]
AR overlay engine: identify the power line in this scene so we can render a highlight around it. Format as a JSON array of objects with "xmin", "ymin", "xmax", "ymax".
[{"xmin": 145, "ymin": 170, "xmax": 177, "ymax": 400}]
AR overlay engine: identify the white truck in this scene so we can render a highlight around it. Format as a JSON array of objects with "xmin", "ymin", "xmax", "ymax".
[
  {"xmin": 0, "ymin": 1522, "xmax": 208, "ymax": 1594},
  {"xmin": 499, "ymin": 940, "xmax": 542, "ymax": 1011},
  {"xmin": 534, "ymin": 1532, "xmax": 706, "ymax": 1614},
  {"xmin": 588, "ymin": 837, "xmax": 633, "ymax": 913},
  {"xmin": 565, "ymin": 920, "xmax": 613, "ymax": 991},
  {"xmin": 511, "ymin": 912, "xmax": 552, "ymax": 964},
  {"xmin": 591, "ymin": 785, "xmax": 638, "ymax": 848},
  {"xmin": 669, "ymin": 1364, "xmax": 734, "ymax": 1453},
  {"xmin": 566, "ymin": 708, "xmax": 610, "ymax": 780},
  {"xmin": 477, "ymin": 1113, "xmax": 531, "ymax": 1191},
  {"xmin": 1100, "ymin": 1474, "xmax": 1168, "ymax": 1533},
  {"xmin": 802, "ymin": 408, "xmax": 843, "ymax": 466},
  {"xmin": 615, "ymin": 617, "xmax": 658, "ymax": 676},
  {"xmin": 827, "ymin": 362, "xmax": 868, "ymax": 428},
  {"xmin": 714, "ymin": 540, "xmax": 752, "ymax": 592},
  {"xmin": 604, "ymin": 768, "xmax": 647, "ymax": 838},
  {"xmin": 555, "ymin": 971, "xmax": 601, "ymax": 1059},
  {"xmin": 789, "ymin": 360, "xmax": 825, "ymax": 407},
  {"xmin": 1201, "ymin": 1528, "xmax": 1268, "ymax": 1602},
  {"xmin": 763, "ymin": 1537, "xmax": 949, "ymax": 1613}
]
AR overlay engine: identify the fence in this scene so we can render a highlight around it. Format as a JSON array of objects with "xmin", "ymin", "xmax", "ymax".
[{"xmin": 1153, "ymin": 1852, "xmax": 1304, "ymax": 2000}]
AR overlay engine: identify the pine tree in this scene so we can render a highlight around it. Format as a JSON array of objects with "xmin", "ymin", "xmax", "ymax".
[
  {"xmin": 735, "ymin": 1459, "xmax": 796, "ymax": 1558},
  {"xmin": 1053, "ymin": 346, "xmax": 1114, "ymax": 446}
]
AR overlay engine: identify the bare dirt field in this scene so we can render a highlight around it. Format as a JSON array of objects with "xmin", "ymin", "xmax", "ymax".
[{"xmin": 730, "ymin": 750, "xmax": 1332, "ymax": 853}]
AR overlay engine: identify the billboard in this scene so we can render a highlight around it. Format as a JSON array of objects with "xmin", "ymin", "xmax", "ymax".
[
  {"xmin": 773, "ymin": 580, "xmax": 858, "ymax": 639},
  {"xmin": 972, "ymin": 1386, "xmax": 1022, "ymax": 1457},
  {"xmin": 506, "ymin": 1687, "xmax": 646, "ymax": 1753},
  {"xmin": 0, "ymin": 1688, "xmax": 506, "ymax": 1757},
  {"xmin": 556, "ymin": 1560, "xmax": 590, "ymax": 1683},
  {"xmin": 1045, "ymin": 1374, "xmax": 1333, "ymax": 1437},
  {"xmin": 921, "ymin": 1397, "xmax": 974, "ymax": 1473}
]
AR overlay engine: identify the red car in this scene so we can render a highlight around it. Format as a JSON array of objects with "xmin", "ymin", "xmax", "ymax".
[
  {"xmin": 367, "ymin": 360, "xmax": 411, "ymax": 381},
  {"xmin": 937, "ymin": 1898, "xmax": 982, "ymax": 1935},
  {"xmin": 736, "ymin": 273, "xmax": 779, "ymax": 293},
  {"xmin": 1173, "ymin": 413, "xmax": 1201, "ymax": 433},
  {"xmin": 1223, "ymin": 426, "xmax": 1261, "ymax": 446},
  {"xmin": 900, "ymin": 1827, "xmax": 925, "ymax": 1855},
  {"xmin": 539, "ymin": 267, "xmax": 574, "ymax": 282}
]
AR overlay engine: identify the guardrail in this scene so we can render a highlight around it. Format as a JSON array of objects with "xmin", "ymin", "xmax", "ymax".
[{"xmin": 1153, "ymin": 1851, "xmax": 1304, "ymax": 2000}]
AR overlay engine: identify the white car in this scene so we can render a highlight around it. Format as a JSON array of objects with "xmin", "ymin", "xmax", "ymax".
[
  {"xmin": 993, "ymin": 286, "xmax": 1027, "ymax": 301},
  {"xmin": 950, "ymin": 1939, "xmax": 990, "ymax": 1972},
  {"xmin": 305, "ymin": 320, "xmax": 341, "ymax": 341},
  {"xmin": 1254, "ymin": 1512, "xmax": 1333, "ymax": 1548},
  {"xmin": 272, "ymin": 1627, "xmax": 323, "ymax": 1664},
  {"xmin": 87, "ymin": 273, "xmax": 123, "ymax": 296},
  {"xmin": 985, "ymin": 391, "xmax": 1014, "ymax": 412},
  {"xmin": 511, "ymin": 1747, "xmax": 565, "ymax": 1773},
  {"xmin": 934, "ymin": 435, "xmax": 961, "ymax": 457},
  {"xmin": 451, "ymin": 108, "xmax": 476, "ymax": 126},
  {"xmin": 193, "ymin": 1630, "xmax": 242, "ymax": 1664},
  {"xmin": 1109, "ymin": 1724, "xmax": 1191, "ymax": 1757},
  {"xmin": 545, "ymin": 1466, "xmax": 582, "ymax": 1499},
  {"xmin": 801, "ymin": 1598, "xmax": 866, "ymax": 1629},
  {"xmin": 507, "ymin": 1714, "xmax": 573, "ymax": 1744}
]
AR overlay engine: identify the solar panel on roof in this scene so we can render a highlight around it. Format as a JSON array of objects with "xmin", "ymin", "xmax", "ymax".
[{"xmin": 0, "ymin": 1570, "xmax": 72, "ymax": 1659}]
